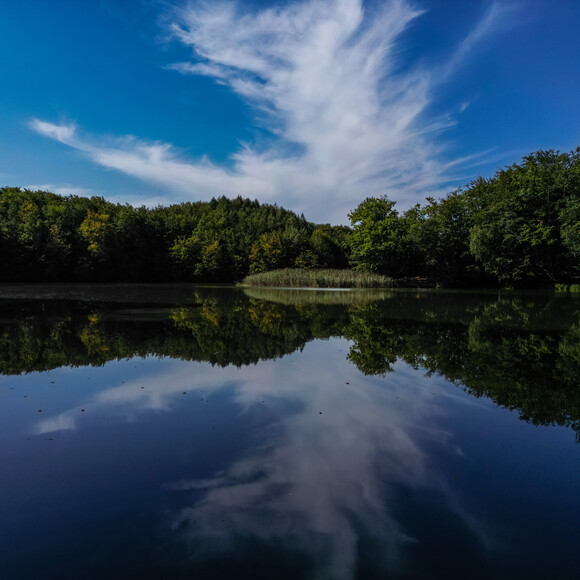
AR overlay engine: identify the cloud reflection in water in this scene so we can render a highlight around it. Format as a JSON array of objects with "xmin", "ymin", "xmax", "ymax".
[
  {"xmin": 162, "ymin": 341, "xmax": 471, "ymax": 578},
  {"xmin": 32, "ymin": 338, "xmax": 480, "ymax": 578}
]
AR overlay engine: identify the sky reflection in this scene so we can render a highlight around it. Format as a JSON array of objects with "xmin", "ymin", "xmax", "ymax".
[
  {"xmin": 29, "ymin": 337, "xmax": 476, "ymax": 578},
  {"xmin": 3, "ymin": 288, "xmax": 580, "ymax": 578},
  {"xmin": 168, "ymin": 341, "xmax": 487, "ymax": 577},
  {"xmin": 1, "ymin": 326, "xmax": 576, "ymax": 578}
]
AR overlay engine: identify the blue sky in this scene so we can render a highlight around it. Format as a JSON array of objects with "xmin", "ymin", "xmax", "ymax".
[{"xmin": 1, "ymin": 0, "xmax": 579, "ymax": 224}]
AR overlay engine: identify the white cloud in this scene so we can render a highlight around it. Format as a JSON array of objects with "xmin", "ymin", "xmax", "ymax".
[
  {"xmin": 29, "ymin": 119, "xmax": 77, "ymax": 144},
  {"xmin": 24, "ymin": 183, "xmax": 93, "ymax": 197},
  {"xmin": 441, "ymin": 2, "xmax": 515, "ymax": 79},
  {"xmin": 30, "ymin": 0, "xmax": 506, "ymax": 223}
]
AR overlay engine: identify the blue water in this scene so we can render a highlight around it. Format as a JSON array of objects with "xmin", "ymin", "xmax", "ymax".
[{"xmin": 0, "ymin": 286, "xmax": 578, "ymax": 579}]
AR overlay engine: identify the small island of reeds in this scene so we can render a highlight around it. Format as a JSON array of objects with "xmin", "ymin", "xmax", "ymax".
[{"xmin": 241, "ymin": 268, "xmax": 395, "ymax": 288}]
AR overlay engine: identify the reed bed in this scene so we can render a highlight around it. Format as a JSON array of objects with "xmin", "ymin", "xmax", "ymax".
[{"xmin": 241, "ymin": 268, "xmax": 395, "ymax": 288}]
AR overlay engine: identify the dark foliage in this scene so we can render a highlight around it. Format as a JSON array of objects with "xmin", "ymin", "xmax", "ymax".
[
  {"xmin": 348, "ymin": 147, "xmax": 580, "ymax": 286},
  {"xmin": 2, "ymin": 146, "xmax": 578, "ymax": 287},
  {"xmin": 0, "ymin": 189, "xmax": 347, "ymax": 283}
]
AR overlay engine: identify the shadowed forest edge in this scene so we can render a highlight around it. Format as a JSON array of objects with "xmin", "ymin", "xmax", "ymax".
[{"xmin": 1, "ymin": 147, "xmax": 579, "ymax": 287}]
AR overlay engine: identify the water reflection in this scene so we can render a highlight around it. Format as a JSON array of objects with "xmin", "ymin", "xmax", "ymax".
[
  {"xmin": 165, "ymin": 352, "xmax": 452, "ymax": 580},
  {"xmin": 29, "ymin": 349, "xmax": 483, "ymax": 578},
  {"xmin": 1, "ymin": 286, "xmax": 580, "ymax": 578},
  {"xmin": 2, "ymin": 287, "xmax": 579, "ymax": 438}
]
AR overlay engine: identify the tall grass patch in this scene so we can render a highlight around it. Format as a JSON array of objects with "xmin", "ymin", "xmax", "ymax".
[{"xmin": 241, "ymin": 268, "xmax": 395, "ymax": 288}]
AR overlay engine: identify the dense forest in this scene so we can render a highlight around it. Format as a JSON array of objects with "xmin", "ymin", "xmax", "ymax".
[
  {"xmin": 349, "ymin": 147, "xmax": 580, "ymax": 286},
  {"xmin": 1, "ymin": 146, "xmax": 579, "ymax": 287},
  {"xmin": 0, "ymin": 189, "xmax": 348, "ymax": 283}
]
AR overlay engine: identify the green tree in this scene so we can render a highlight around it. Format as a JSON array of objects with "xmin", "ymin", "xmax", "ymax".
[
  {"xmin": 79, "ymin": 210, "xmax": 112, "ymax": 256},
  {"xmin": 348, "ymin": 196, "xmax": 408, "ymax": 276},
  {"xmin": 468, "ymin": 149, "xmax": 580, "ymax": 285},
  {"xmin": 409, "ymin": 191, "xmax": 478, "ymax": 285},
  {"xmin": 560, "ymin": 195, "xmax": 580, "ymax": 261},
  {"xmin": 249, "ymin": 232, "xmax": 288, "ymax": 273}
]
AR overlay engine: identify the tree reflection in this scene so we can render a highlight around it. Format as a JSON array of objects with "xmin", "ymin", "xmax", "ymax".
[
  {"xmin": 344, "ymin": 294, "xmax": 580, "ymax": 439},
  {"xmin": 1, "ymin": 287, "xmax": 579, "ymax": 437}
]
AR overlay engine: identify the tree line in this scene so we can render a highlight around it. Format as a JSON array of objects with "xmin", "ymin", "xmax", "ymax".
[
  {"xmin": 349, "ymin": 147, "xmax": 580, "ymax": 287},
  {"xmin": 1, "ymin": 146, "xmax": 578, "ymax": 286},
  {"xmin": 0, "ymin": 189, "xmax": 348, "ymax": 282}
]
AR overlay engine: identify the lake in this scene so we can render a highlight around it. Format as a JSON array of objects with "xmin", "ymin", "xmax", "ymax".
[{"xmin": 0, "ymin": 284, "xmax": 579, "ymax": 579}]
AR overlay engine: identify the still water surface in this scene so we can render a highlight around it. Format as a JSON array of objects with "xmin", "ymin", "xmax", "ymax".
[{"xmin": 0, "ymin": 285, "xmax": 579, "ymax": 579}]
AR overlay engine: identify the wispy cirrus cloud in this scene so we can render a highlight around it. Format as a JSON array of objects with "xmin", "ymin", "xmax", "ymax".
[
  {"xmin": 24, "ymin": 183, "xmax": 93, "ymax": 197},
  {"xmin": 30, "ymin": 0, "xmax": 508, "ymax": 223}
]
